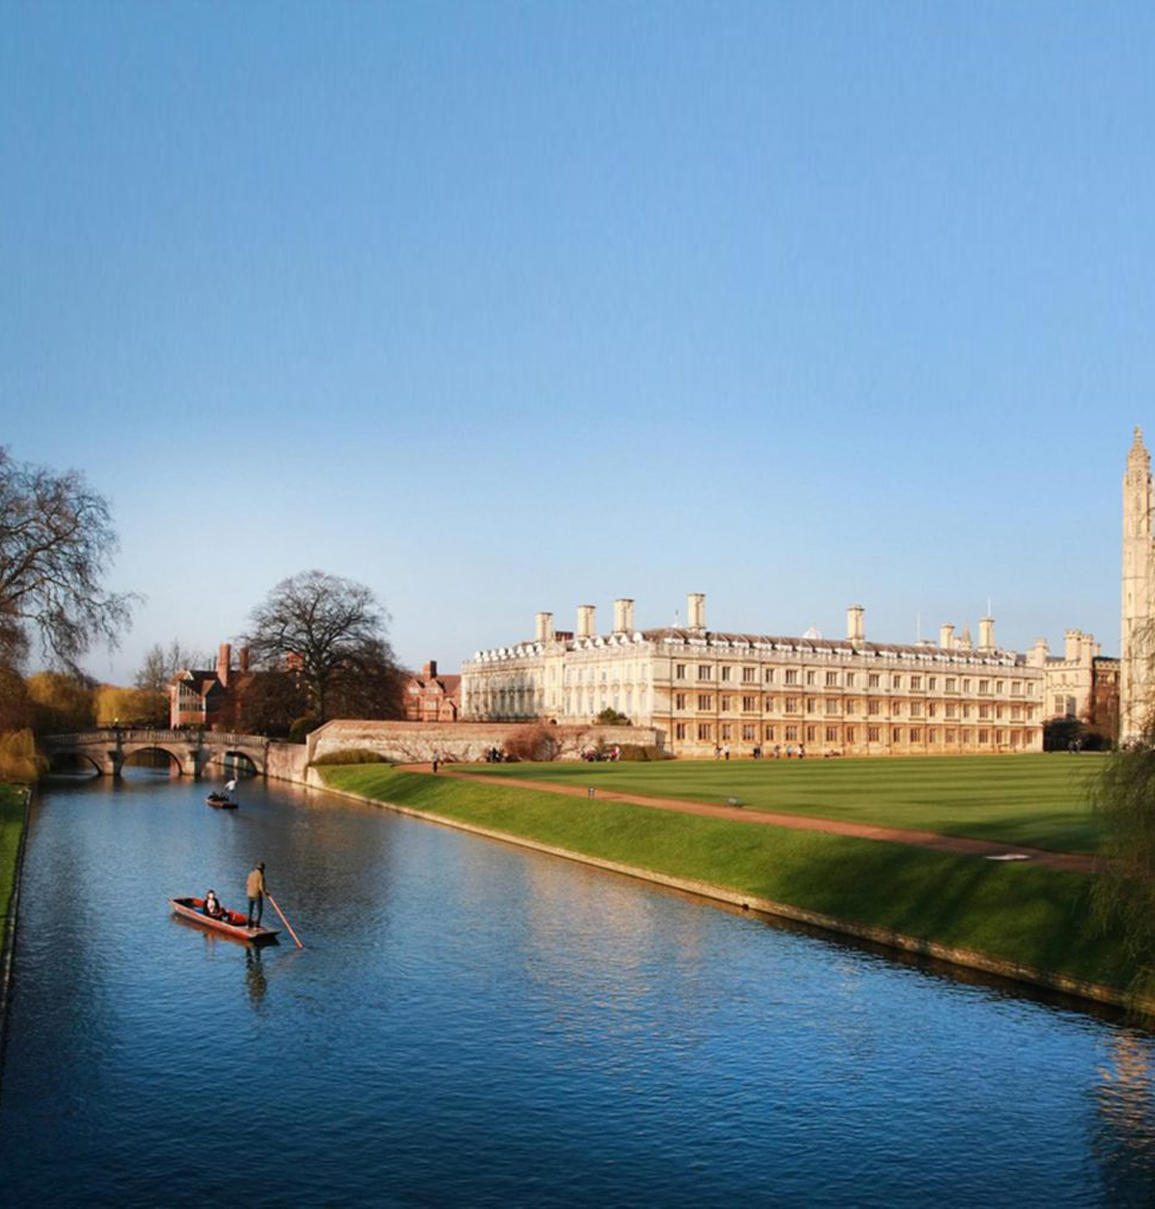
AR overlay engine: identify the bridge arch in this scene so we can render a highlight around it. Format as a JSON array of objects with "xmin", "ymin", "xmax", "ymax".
[
  {"xmin": 45, "ymin": 749, "xmax": 102, "ymax": 777},
  {"xmin": 120, "ymin": 745, "xmax": 185, "ymax": 775},
  {"xmin": 222, "ymin": 750, "xmax": 262, "ymax": 777}
]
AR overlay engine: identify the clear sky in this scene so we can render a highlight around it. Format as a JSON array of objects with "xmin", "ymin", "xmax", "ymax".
[{"xmin": 2, "ymin": 1, "xmax": 1153, "ymax": 682}]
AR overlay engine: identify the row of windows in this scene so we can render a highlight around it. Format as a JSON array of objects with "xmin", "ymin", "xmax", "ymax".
[
  {"xmin": 671, "ymin": 664, "xmax": 1033, "ymax": 695},
  {"xmin": 670, "ymin": 694, "xmax": 1029, "ymax": 721},
  {"xmin": 671, "ymin": 723, "xmax": 1028, "ymax": 746}
]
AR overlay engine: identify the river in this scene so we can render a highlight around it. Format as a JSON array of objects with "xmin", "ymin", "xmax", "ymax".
[{"xmin": 1, "ymin": 771, "xmax": 1154, "ymax": 1206}]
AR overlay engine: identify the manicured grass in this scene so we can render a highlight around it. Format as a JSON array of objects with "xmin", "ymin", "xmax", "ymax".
[
  {"xmin": 0, "ymin": 783, "xmax": 28, "ymax": 932},
  {"xmin": 320, "ymin": 766, "xmax": 1131, "ymax": 995},
  {"xmin": 459, "ymin": 754, "xmax": 1103, "ymax": 854}
]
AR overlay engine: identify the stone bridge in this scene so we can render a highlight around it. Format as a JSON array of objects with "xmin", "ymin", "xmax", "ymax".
[{"xmin": 40, "ymin": 729, "xmax": 273, "ymax": 778}]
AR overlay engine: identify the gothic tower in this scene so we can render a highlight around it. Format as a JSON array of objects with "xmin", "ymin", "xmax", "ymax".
[{"xmin": 1121, "ymin": 426, "xmax": 1153, "ymax": 741}]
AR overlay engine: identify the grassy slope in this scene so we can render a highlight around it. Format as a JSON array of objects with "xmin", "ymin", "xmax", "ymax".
[
  {"xmin": 321, "ymin": 766, "xmax": 1129, "ymax": 993},
  {"xmin": 459, "ymin": 754, "xmax": 1103, "ymax": 853},
  {"xmin": 0, "ymin": 784, "xmax": 27, "ymax": 929}
]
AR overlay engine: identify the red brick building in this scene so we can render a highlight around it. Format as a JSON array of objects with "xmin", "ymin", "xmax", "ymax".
[
  {"xmin": 403, "ymin": 661, "xmax": 461, "ymax": 723},
  {"xmin": 169, "ymin": 643, "xmax": 250, "ymax": 729}
]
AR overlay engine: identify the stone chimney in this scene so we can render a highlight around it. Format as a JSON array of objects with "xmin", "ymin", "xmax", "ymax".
[
  {"xmin": 1065, "ymin": 629, "xmax": 1082, "ymax": 662},
  {"xmin": 422, "ymin": 660, "xmax": 438, "ymax": 679},
  {"xmin": 577, "ymin": 605, "xmax": 596, "ymax": 639},
  {"xmin": 846, "ymin": 604, "xmax": 865, "ymax": 643},
  {"xmin": 687, "ymin": 592, "xmax": 706, "ymax": 632},
  {"xmin": 1028, "ymin": 637, "xmax": 1050, "ymax": 668},
  {"xmin": 979, "ymin": 616, "xmax": 996, "ymax": 651},
  {"xmin": 613, "ymin": 598, "xmax": 635, "ymax": 634},
  {"xmin": 238, "ymin": 646, "xmax": 250, "ymax": 675},
  {"xmin": 217, "ymin": 643, "xmax": 232, "ymax": 688},
  {"xmin": 939, "ymin": 623, "xmax": 955, "ymax": 651},
  {"xmin": 535, "ymin": 612, "xmax": 554, "ymax": 643}
]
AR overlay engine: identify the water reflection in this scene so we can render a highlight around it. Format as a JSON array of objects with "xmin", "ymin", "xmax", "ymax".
[
  {"xmin": 1095, "ymin": 1031, "xmax": 1155, "ymax": 1202},
  {"xmin": 245, "ymin": 947, "xmax": 268, "ymax": 1010}
]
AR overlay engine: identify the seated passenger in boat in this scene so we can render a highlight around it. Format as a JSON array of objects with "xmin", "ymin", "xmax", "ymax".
[{"xmin": 203, "ymin": 890, "xmax": 226, "ymax": 919}]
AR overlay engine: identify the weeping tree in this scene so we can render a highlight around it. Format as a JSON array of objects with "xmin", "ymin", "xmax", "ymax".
[
  {"xmin": 1092, "ymin": 619, "xmax": 1155, "ymax": 1005},
  {"xmin": 242, "ymin": 570, "xmax": 403, "ymax": 724},
  {"xmin": 0, "ymin": 446, "xmax": 136, "ymax": 670},
  {"xmin": 1092, "ymin": 750, "xmax": 1155, "ymax": 1003}
]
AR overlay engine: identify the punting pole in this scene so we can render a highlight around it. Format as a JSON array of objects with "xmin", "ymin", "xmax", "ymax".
[{"xmin": 266, "ymin": 892, "xmax": 304, "ymax": 949}]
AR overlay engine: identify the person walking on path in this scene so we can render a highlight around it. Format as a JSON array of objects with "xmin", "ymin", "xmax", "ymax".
[{"xmin": 246, "ymin": 861, "xmax": 268, "ymax": 928}]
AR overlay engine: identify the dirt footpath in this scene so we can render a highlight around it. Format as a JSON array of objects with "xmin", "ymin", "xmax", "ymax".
[{"xmin": 397, "ymin": 764, "xmax": 1099, "ymax": 875}]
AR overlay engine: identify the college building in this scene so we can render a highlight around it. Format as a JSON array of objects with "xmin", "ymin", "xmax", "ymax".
[
  {"xmin": 461, "ymin": 594, "xmax": 1055, "ymax": 757},
  {"xmin": 1122, "ymin": 425, "xmax": 1155, "ymax": 742}
]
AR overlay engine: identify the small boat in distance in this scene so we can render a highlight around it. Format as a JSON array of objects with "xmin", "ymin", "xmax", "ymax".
[
  {"xmin": 206, "ymin": 779, "xmax": 239, "ymax": 808},
  {"xmin": 169, "ymin": 897, "xmax": 280, "ymax": 944}
]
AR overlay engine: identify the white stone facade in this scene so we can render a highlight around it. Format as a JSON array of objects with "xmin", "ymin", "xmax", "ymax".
[{"xmin": 462, "ymin": 596, "xmax": 1046, "ymax": 757}]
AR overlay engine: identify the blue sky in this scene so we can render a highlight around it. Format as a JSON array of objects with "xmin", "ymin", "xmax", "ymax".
[{"xmin": 2, "ymin": 1, "xmax": 1153, "ymax": 682}]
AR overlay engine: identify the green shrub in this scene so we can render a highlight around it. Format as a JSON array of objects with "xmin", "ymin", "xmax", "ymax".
[
  {"xmin": 594, "ymin": 708, "xmax": 630, "ymax": 726},
  {"xmin": 617, "ymin": 744, "xmax": 672, "ymax": 761},
  {"xmin": 311, "ymin": 748, "xmax": 391, "ymax": 766},
  {"xmin": 289, "ymin": 716, "xmax": 321, "ymax": 745}
]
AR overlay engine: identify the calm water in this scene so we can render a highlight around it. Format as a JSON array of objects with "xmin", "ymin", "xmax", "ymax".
[{"xmin": 2, "ymin": 772, "xmax": 1155, "ymax": 1207}]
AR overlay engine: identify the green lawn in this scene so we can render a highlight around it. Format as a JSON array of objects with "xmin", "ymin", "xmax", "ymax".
[
  {"xmin": 0, "ymin": 783, "xmax": 28, "ymax": 932},
  {"xmin": 320, "ymin": 765, "xmax": 1130, "ymax": 995},
  {"xmin": 459, "ymin": 754, "xmax": 1104, "ymax": 854}
]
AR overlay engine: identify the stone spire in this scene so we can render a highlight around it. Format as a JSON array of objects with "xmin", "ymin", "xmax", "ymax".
[{"xmin": 1122, "ymin": 426, "xmax": 1154, "ymax": 741}]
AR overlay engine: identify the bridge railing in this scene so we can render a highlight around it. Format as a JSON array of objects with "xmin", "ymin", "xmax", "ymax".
[{"xmin": 41, "ymin": 730, "xmax": 271, "ymax": 747}]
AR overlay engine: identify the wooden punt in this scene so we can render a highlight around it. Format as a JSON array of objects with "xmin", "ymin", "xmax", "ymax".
[
  {"xmin": 205, "ymin": 793, "xmax": 238, "ymax": 809},
  {"xmin": 169, "ymin": 897, "xmax": 280, "ymax": 944}
]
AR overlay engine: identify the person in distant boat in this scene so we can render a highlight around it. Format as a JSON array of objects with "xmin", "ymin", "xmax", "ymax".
[
  {"xmin": 203, "ymin": 890, "xmax": 225, "ymax": 919},
  {"xmin": 245, "ymin": 862, "xmax": 268, "ymax": 928}
]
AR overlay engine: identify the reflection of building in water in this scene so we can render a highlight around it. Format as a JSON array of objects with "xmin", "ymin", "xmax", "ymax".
[{"xmin": 1095, "ymin": 1030, "xmax": 1155, "ymax": 1201}]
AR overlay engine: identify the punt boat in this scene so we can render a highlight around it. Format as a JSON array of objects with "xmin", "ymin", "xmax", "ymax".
[
  {"xmin": 169, "ymin": 896, "xmax": 280, "ymax": 944},
  {"xmin": 205, "ymin": 792, "xmax": 238, "ymax": 809}
]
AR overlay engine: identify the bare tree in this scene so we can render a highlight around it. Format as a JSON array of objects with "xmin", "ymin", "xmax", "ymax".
[
  {"xmin": 0, "ymin": 447, "xmax": 137, "ymax": 668},
  {"xmin": 134, "ymin": 639, "xmax": 209, "ymax": 693},
  {"xmin": 243, "ymin": 570, "xmax": 403, "ymax": 722}
]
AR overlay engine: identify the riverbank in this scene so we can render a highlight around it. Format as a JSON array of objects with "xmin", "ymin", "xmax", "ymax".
[
  {"xmin": 0, "ymin": 785, "xmax": 28, "ymax": 934},
  {"xmin": 0, "ymin": 783, "xmax": 31, "ymax": 1069},
  {"xmin": 319, "ymin": 765, "xmax": 1135, "ymax": 1009}
]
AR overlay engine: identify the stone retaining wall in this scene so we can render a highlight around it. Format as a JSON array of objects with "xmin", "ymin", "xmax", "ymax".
[
  {"xmin": 305, "ymin": 719, "xmax": 661, "ymax": 767},
  {"xmin": 266, "ymin": 741, "xmax": 310, "ymax": 784}
]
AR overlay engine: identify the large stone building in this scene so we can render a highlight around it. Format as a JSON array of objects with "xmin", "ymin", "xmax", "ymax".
[
  {"xmin": 1122, "ymin": 426, "xmax": 1155, "ymax": 741},
  {"xmin": 461, "ymin": 594, "xmax": 1048, "ymax": 757},
  {"xmin": 1032, "ymin": 630, "xmax": 1119, "ymax": 742}
]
